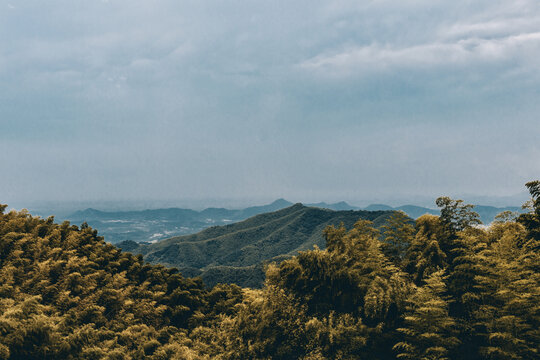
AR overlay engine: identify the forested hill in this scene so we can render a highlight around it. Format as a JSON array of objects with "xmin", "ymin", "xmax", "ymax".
[{"xmin": 120, "ymin": 204, "xmax": 394, "ymax": 287}]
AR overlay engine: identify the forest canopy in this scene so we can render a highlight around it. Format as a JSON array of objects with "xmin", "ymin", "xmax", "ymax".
[{"xmin": 0, "ymin": 181, "xmax": 539, "ymax": 359}]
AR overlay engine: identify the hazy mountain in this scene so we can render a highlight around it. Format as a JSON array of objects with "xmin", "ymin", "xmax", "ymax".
[
  {"xmin": 308, "ymin": 202, "xmax": 525, "ymax": 223},
  {"xmin": 394, "ymin": 205, "xmax": 439, "ymax": 218},
  {"xmin": 364, "ymin": 204, "xmax": 395, "ymax": 211},
  {"xmin": 65, "ymin": 198, "xmax": 524, "ymax": 245},
  {"xmin": 119, "ymin": 204, "xmax": 395, "ymax": 287},
  {"xmin": 240, "ymin": 198, "xmax": 294, "ymax": 217},
  {"xmin": 307, "ymin": 201, "xmax": 359, "ymax": 211},
  {"xmin": 361, "ymin": 204, "xmax": 523, "ymax": 223},
  {"xmin": 473, "ymin": 205, "xmax": 524, "ymax": 224},
  {"xmin": 65, "ymin": 199, "xmax": 294, "ymax": 243}
]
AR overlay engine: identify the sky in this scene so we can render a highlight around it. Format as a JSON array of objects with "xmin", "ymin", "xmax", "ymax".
[{"xmin": 1, "ymin": 0, "xmax": 539, "ymax": 209}]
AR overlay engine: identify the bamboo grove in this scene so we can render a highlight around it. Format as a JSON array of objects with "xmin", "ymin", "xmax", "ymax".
[{"xmin": 0, "ymin": 181, "xmax": 539, "ymax": 359}]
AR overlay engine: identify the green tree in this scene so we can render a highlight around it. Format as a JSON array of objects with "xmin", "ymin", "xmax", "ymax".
[
  {"xmin": 394, "ymin": 270, "xmax": 459, "ymax": 360},
  {"xmin": 474, "ymin": 220, "xmax": 539, "ymax": 359},
  {"xmin": 436, "ymin": 197, "xmax": 481, "ymax": 237},
  {"xmin": 446, "ymin": 227, "xmax": 489, "ymax": 359},
  {"xmin": 518, "ymin": 180, "xmax": 540, "ymax": 243},
  {"xmin": 404, "ymin": 214, "xmax": 447, "ymax": 284},
  {"xmin": 380, "ymin": 211, "xmax": 415, "ymax": 267},
  {"xmin": 265, "ymin": 220, "xmax": 411, "ymax": 359}
]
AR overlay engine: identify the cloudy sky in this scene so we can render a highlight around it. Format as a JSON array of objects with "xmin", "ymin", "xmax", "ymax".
[{"xmin": 1, "ymin": 0, "xmax": 539, "ymax": 209}]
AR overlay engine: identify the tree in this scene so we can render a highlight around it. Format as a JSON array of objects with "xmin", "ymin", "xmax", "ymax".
[
  {"xmin": 404, "ymin": 214, "xmax": 447, "ymax": 284},
  {"xmin": 474, "ymin": 220, "xmax": 540, "ymax": 359},
  {"xmin": 380, "ymin": 211, "xmax": 415, "ymax": 267},
  {"xmin": 446, "ymin": 227, "xmax": 489, "ymax": 359},
  {"xmin": 494, "ymin": 211, "xmax": 519, "ymax": 224},
  {"xmin": 263, "ymin": 220, "xmax": 411, "ymax": 359},
  {"xmin": 436, "ymin": 197, "xmax": 481, "ymax": 236},
  {"xmin": 518, "ymin": 180, "xmax": 540, "ymax": 243},
  {"xmin": 394, "ymin": 270, "xmax": 459, "ymax": 360}
]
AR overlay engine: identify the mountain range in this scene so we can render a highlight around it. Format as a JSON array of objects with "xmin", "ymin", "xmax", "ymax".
[
  {"xmin": 310, "ymin": 202, "xmax": 524, "ymax": 222},
  {"xmin": 66, "ymin": 198, "xmax": 293, "ymax": 243},
  {"xmin": 66, "ymin": 199, "xmax": 524, "ymax": 244},
  {"xmin": 119, "ymin": 204, "xmax": 395, "ymax": 287}
]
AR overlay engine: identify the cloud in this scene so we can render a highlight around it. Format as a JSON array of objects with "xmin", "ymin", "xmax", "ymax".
[
  {"xmin": 441, "ymin": 16, "xmax": 540, "ymax": 40},
  {"xmin": 1, "ymin": 0, "xmax": 540, "ymax": 203},
  {"xmin": 299, "ymin": 32, "xmax": 540, "ymax": 76},
  {"xmin": 296, "ymin": 0, "xmax": 540, "ymax": 80}
]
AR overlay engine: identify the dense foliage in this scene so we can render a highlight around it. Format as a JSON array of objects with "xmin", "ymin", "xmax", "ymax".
[
  {"xmin": 0, "ymin": 207, "xmax": 242, "ymax": 359},
  {"xmin": 1, "ymin": 181, "xmax": 539, "ymax": 359}
]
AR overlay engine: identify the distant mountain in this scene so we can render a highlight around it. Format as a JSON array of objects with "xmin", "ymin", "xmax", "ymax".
[
  {"xmin": 66, "ymin": 199, "xmax": 294, "ymax": 243},
  {"xmin": 120, "ymin": 204, "xmax": 395, "ymax": 287},
  {"xmin": 473, "ymin": 205, "xmax": 524, "ymax": 224},
  {"xmin": 395, "ymin": 205, "xmax": 439, "ymax": 218},
  {"xmin": 66, "ymin": 198, "xmax": 525, "ymax": 245},
  {"xmin": 307, "ymin": 201, "xmax": 359, "ymax": 211},
  {"xmin": 69, "ymin": 207, "xmax": 199, "ymax": 221},
  {"xmin": 361, "ymin": 204, "xmax": 523, "ymax": 223},
  {"xmin": 364, "ymin": 204, "xmax": 395, "ymax": 211}
]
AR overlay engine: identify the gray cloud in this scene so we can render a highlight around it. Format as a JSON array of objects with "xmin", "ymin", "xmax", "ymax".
[
  {"xmin": 300, "ymin": 32, "xmax": 540, "ymax": 73},
  {"xmin": 1, "ymin": 0, "xmax": 539, "ymax": 207}
]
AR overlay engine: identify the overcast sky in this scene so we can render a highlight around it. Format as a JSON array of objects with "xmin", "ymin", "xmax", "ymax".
[{"xmin": 1, "ymin": 0, "xmax": 539, "ymax": 209}]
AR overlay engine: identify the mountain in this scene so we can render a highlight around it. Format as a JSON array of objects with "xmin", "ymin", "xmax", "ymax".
[
  {"xmin": 363, "ymin": 204, "xmax": 395, "ymax": 211},
  {"xmin": 259, "ymin": 201, "xmax": 523, "ymax": 226},
  {"xmin": 395, "ymin": 205, "xmax": 439, "ymax": 218},
  {"xmin": 65, "ymin": 199, "xmax": 294, "ymax": 243},
  {"xmin": 120, "ymin": 204, "xmax": 395, "ymax": 287},
  {"xmin": 393, "ymin": 204, "xmax": 523, "ymax": 223},
  {"xmin": 362, "ymin": 204, "xmax": 524, "ymax": 223},
  {"xmin": 65, "ymin": 198, "xmax": 524, "ymax": 245},
  {"xmin": 473, "ymin": 205, "xmax": 524, "ymax": 224},
  {"xmin": 239, "ymin": 198, "xmax": 294, "ymax": 217},
  {"xmin": 307, "ymin": 201, "xmax": 359, "ymax": 211}
]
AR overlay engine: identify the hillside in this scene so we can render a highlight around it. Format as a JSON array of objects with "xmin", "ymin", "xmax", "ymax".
[{"xmin": 121, "ymin": 204, "xmax": 395, "ymax": 287}]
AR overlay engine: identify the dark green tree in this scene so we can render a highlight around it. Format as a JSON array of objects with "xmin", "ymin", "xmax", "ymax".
[
  {"xmin": 380, "ymin": 211, "xmax": 415, "ymax": 267},
  {"xmin": 518, "ymin": 180, "xmax": 540, "ymax": 244},
  {"xmin": 404, "ymin": 214, "xmax": 447, "ymax": 284}
]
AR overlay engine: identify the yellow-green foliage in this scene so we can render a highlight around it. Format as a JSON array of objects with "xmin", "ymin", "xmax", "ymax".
[
  {"xmin": 0, "ymin": 207, "xmax": 242, "ymax": 359},
  {"xmin": 394, "ymin": 270, "xmax": 459, "ymax": 360}
]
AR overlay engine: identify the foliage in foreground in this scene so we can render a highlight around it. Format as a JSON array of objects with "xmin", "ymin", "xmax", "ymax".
[
  {"xmin": 0, "ymin": 181, "xmax": 539, "ymax": 359},
  {"xmin": 0, "ymin": 207, "xmax": 242, "ymax": 359}
]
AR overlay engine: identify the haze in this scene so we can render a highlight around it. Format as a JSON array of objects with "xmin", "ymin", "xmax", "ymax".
[{"xmin": 1, "ymin": 0, "xmax": 539, "ymax": 210}]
